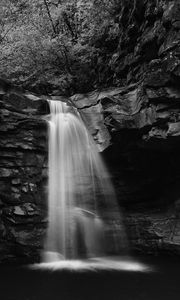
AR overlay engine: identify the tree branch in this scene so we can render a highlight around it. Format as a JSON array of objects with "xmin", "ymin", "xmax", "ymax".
[{"xmin": 43, "ymin": 0, "xmax": 57, "ymax": 35}]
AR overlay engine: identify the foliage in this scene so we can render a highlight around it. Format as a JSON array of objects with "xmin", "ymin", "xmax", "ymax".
[{"xmin": 0, "ymin": 0, "xmax": 122, "ymax": 94}]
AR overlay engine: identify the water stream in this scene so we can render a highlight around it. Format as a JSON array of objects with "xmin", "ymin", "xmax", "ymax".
[{"xmin": 42, "ymin": 100, "xmax": 127, "ymax": 262}]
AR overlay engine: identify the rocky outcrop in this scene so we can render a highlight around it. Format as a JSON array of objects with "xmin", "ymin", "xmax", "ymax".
[
  {"xmin": 109, "ymin": 0, "xmax": 180, "ymax": 86},
  {"xmin": 67, "ymin": 0, "xmax": 180, "ymax": 255},
  {"xmin": 70, "ymin": 81, "xmax": 180, "ymax": 205},
  {"xmin": 0, "ymin": 88, "xmax": 48, "ymax": 263},
  {"xmin": 66, "ymin": 0, "xmax": 180, "ymax": 209},
  {"xmin": 69, "ymin": 82, "xmax": 180, "ymax": 255}
]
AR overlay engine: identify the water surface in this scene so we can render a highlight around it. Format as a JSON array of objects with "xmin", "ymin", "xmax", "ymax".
[{"xmin": 1, "ymin": 256, "xmax": 180, "ymax": 300}]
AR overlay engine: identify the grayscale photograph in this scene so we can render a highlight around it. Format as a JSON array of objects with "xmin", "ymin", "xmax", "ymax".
[{"xmin": 0, "ymin": 0, "xmax": 180, "ymax": 299}]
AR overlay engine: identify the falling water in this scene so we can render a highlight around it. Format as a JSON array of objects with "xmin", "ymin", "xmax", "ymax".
[{"xmin": 42, "ymin": 101, "xmax": 127, "ymax": 262}]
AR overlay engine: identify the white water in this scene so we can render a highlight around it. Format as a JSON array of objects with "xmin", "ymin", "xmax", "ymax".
[
  {"xmin": 43, "ymin": 101, "xmax": 127, "ymax": 261},
  {"xmin": 34, "ymin": 257, "xmax": 152, "ymax": 272}
]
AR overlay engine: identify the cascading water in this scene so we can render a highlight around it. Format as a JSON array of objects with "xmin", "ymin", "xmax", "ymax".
[{"xmin": 42, "ymin": 100, "xmax": 127, "ymax": 262}]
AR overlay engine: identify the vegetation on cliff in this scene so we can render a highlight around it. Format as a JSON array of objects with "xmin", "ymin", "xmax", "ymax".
[
  {"xmin": 0, "ymin": 0, "xmax": 122, "ymax": 94},
  {"xmin": 2, "ymin": 0, "xmax": 179, "ymax": 96}
]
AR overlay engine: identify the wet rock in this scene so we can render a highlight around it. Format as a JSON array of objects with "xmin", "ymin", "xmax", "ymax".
[
  {"xmin": 1, "ymin": 89, "xmax": 49, "ymax": 115},
  {"xmin": 0, "ymin": 168, "xmax": 15, "ymax": 178},
  {"xmin": 81, "ymin": 103, "xmax": 111, "ymax": 151},
  {"xmin": 163, "ymin": 1, "xmax": 180, "ymax": 26},
  {"xmin": 125, "ymin": 214, "xmax": 163, "ymax": 255},
  {"xmin": 0, "ymin": 86, "xmax": 48, "ymax": 263},
  {"xmin": 3, "ymin": 203, "xmax": 45, "ymax": 224},
  {"xmin": 12, "ymin": 178, "xmax": 21, "ymax": 185}
]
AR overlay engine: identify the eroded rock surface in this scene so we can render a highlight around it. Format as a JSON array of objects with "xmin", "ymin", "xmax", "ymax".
[
  {"xmin": 70, "ymin": 82, "xmax": 180, "ymax": 255},
  {"xmin": 0, "ymin": 90, "xmax": 48, "ymax": 263}
]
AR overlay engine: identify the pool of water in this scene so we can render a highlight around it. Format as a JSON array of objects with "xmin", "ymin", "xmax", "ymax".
[{"xmin": 0, "ymin": 256, "xmax": 180, "ymax": 300}]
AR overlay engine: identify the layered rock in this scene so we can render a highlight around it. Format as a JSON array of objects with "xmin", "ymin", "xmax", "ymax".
[
  {"xmin": 68, "ymin": 0, "xmax": 180, "ymax": 212},
  {"xmin": 110, "ymin": 0, "xmax": 180, "ymax": 86},
  {"xmin": 69, "ymin": 81, "xmax": 180, "ymax": 255},
  {"xmin": 67, "ymin": 0, "xmax": 180, "ymax": 254},
  {"xmin": 0, "ymin": 88, "xmax": 48, "ymax": 263}
]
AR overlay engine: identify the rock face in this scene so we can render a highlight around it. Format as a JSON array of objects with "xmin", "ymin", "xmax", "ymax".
[
  {"xmin": 68, "ymin": 0, "xmax": 180, "ymax": 255},
  {"xmin": 70, "ymin": 82, "xmax": 180, "ymax": 255},
  {"xmin": 1, "ymin": 0, "xmax": 180, "ymax": 262},
  {"xmin": 71, "ymin": 82, "xmax": 180, "ymax": 207},
  {"xmin": 68, "ymin": 0, "xmax": 180, "ymax": 210},
  {"xmin": 110, "ymin": 0, "xmax": 180, "ymax": 87},
  {"xmin": 0, "ymin": 88, "xmax": 48, "ymax": 263}
]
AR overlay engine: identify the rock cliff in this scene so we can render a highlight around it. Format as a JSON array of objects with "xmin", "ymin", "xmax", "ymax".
[
  {"xmin": 1, "ymin": 0, "xmax": 180, "ymax": 262},
  {"xmin": 0, "ymin": 88, "xmax": 48, "ymax": 263}
]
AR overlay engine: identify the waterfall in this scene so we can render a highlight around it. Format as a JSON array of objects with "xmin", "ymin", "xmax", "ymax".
[{"xmin": 42, "ymin": 100, "xmax": 127, "ymax": 262}]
